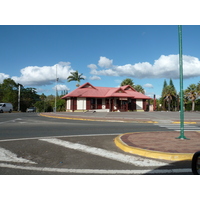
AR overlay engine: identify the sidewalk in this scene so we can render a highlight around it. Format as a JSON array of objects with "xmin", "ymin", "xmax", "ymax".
[{"xmin": 40, "ymin": 111, "xmax": 200, "ymax": 161}]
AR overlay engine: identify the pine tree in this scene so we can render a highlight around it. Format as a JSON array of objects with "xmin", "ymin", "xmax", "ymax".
[
  {"xmin": 169, "ymin": 78, "xmax": 176, "ymax": 90},
  {"xmin": 169, "ymin": 78, "xmax": 177, "ymax": 110},
  {"xmin": 161, "ymin": 79, "xmax": 168, "ymax": 97},
  {"xmin": 161, "ymin": 80, "xmax": 168, "ymax": 110}
]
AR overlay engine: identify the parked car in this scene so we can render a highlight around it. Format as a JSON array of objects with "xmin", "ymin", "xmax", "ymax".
[
  {"xmin": 0, "ymin": 103, "xmax": 13, "ymax": 113},
  {"xmin": 191, "ymin": 151, "xmax": 200, "ymax": 175},
  {"xmin": 26, "ymin": 107, "xmax": 36, "ymax": 112}
]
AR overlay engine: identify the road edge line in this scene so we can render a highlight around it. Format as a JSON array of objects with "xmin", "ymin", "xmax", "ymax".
[{"xmin": 39, "ymin": 113, "xmax": 158, "ymax": 123}]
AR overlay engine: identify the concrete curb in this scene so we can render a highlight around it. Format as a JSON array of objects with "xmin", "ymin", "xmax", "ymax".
[{"xmin": 114, "ymin": 133, "xmax": 193, "ymax": 161}]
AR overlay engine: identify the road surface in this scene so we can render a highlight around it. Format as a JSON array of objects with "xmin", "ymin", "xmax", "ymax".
[{"xmin": 0, "ymin": 113, "xmax": 194, "ymax": 174}]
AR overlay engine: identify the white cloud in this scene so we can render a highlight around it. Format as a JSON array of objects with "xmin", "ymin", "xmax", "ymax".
[
  {"xmin": 98, "ymin": 56, "xmax": 113, "ymax": 68},
  {"xmin": 89, "ymin": 76, "xmax": 101, "ymax": 80},
  {"xmin": 0, "ymin": 73, "xmax": 10, "ymax": 83},
  {"xmin": 89, "ymin": 55, "xmax": 200, "ymax": 79},
  {"xmin": 11, "ymin": 62, "xmax": 74, "ymax": 86},
  {"xmin": 87, "ymin": 64, "xmax": 97, "ymax": 70},
  {"xmin": 53, "ymin": 84, "xmax": 70, "ymax": 91},
  {"xmin": 143, "ymin": 83, "xmax": 153, "ymax": 88},
  {"xmin": 35, "ymin": 88, "xmax": 51, "ymax": 94}
]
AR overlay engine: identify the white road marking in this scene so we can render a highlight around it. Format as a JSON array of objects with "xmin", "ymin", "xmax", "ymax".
[
  {"xmin": 0, "ymin": 118, "xmax": 22, "ymax": 124},
  {"xmin": 0, "ymin": 163, "xmax": 191, "ymax": 174},
  {"xmin": 0, "ymin": 147, "xmax": 36, "ymax": 164},
  {"xmin": 40, "ymin": 138, "xmax": 168, "ymax": 167},
  {"xmin": 0, "ymin": 133, "xmax": 122, "ymax": 143},
  {"xmin": 154, "ymin": 123, "xmax": 200, "ymax": 132}
]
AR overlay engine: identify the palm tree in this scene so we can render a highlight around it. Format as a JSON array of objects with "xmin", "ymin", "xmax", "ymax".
[
  {"xmin": 184, "ymin": 84, "xmax": 198, "ymax": 111},
  {"xmin": 162, "ymin": 85, "xmax": 177, "ymax": 111},
  {"xmin": 67, "ymin": 70, "xmax": 85, "ymax": 87}
]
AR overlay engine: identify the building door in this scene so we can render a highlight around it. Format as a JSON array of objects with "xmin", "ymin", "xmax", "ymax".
[
  {"xmin": 110, "ymin": 99, "xmax": 114, "ymax": 112},
  {"xmin": 128, "ymin": 99, "xmax": 135, "ymax": 111},
  {"xmin": 105, "ymin": 99, "xmax": 109, "ymax": 109},
  {"xmin": 132, "ymin": 99, "xmax": 136, "ymax": 110},
  {"xmin": 91, "ymin": 98, "xmax": 96, "ymax": 109},
  {"xmin": 116, "ymin": 99, "xmax": 121, "ymax": 110},
  {"xmin": 86, "ymin": 98, "xmax": 91, "ymax": 110},
  {"xmin": 97, "ymin": 99, "xmax": 102, "ymax": 109},
  {"xmin": 71, "ymin": 98, "xmax": 77, "ymax": 111},
  {"xmin": 143, "ymin": 99, "xmax": 147, "ymax": 111},
  {"xmin": 121, "ymin": 100, "xmax": 128, "ymax": 111}
]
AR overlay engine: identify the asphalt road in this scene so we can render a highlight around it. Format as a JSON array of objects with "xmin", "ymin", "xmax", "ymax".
[
  {"xmin": 0, "ymin": 112, "xmax": 170, "ymax": 140},
  {"xmin": 0, "ymin": 113, "xmax": 193, "ymax": 175}
]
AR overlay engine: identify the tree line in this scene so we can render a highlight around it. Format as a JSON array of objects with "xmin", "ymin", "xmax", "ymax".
[
  {"xmin": 1, "ymin": 73, "xmax": 200, "ymax": 112},
  {"xmin": 116, "ymin": 77, "xmax": 200, "ymax": 112},
  {"xmin": 0, "ymin": 71, "xmax": 85, "ymax": 112},
  {"xmin": 0, "ymin": 78, "xmax": 40, "ymax": 112},
  {"xmin": 159, "ymin": 79, "xmax": 200, "ymax": 111},
  {"xmin": 0, "ymin": 78, "xmax": 66, "ymax": 112}
]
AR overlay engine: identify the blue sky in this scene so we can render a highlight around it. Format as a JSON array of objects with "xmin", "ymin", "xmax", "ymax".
[{"xmin": 1, "ymin": 25, "xmax": 200, "ymax": 99}]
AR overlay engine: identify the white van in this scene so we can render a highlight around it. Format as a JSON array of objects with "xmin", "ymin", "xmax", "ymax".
[{"xmin": 0, "ymin": 103, "xmax": 13, "ymax": 113}]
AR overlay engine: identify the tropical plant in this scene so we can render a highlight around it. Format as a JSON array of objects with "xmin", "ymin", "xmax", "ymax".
[
  {"xmin": 162, "ymin": 85, "xmax": 177, "ymax": 111},
  {"xmin": 67, "ymin": 70, "xmax": 85, "ymax": 87},
  {"xmin": 184, "ymin": 84, "xmax": 198, "ymax": 111},
  {"xmin": 160, "ymin": 79, "xmax": 177, "ymax": 111}
]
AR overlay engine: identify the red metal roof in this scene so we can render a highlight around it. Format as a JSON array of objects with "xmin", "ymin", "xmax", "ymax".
[{"xmin": 61, "ymin": 82, "xmax": 151, "ymax": 99}]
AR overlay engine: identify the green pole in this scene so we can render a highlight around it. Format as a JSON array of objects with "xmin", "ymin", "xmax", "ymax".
[{"xmin": 176, "ymin": 25, "xmax": 189, "ymax": 140}]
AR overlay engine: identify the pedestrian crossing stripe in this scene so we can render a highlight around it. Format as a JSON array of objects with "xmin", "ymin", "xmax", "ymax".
[{"xmin": 154, "ymin": 123, "xmax": 200, "ymax": 131}]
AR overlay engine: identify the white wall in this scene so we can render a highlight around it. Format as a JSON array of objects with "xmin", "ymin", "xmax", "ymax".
[
  {"xmin": 136, "ymin": 100, "xmax": 143, "ymax": 110},
  {"xmin": 77, "ymin": 98, "xmax": 86, "ymax": 110},
  {"xmin": 66, "ymin": 98, "xmax": 71, "ymax": 110}
]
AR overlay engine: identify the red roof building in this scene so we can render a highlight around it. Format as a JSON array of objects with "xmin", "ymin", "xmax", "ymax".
[{"xmin": 61, "ymin": 82, "xmax": 151, "ymax": 112}]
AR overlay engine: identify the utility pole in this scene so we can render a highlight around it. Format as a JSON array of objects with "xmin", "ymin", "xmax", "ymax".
[
  {"xmin": 176, "ymin": 25, "xmax": 189, "ymax": 140},
  {"xmin": 18, "ymin": 84, "xmax": 21, "ymax": 112}
]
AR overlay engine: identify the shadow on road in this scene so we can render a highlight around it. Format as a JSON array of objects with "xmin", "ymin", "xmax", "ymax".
[{"xmin": 144, "ymin": 160, "xmax": 193, "ymax": 175}]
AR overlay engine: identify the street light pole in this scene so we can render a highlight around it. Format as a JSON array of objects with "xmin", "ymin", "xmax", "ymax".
[
  {"xmin": 176, "ymin": 25, "xmax": 189, "ymax": 140},
  {"xmin": 55, "ymin": 64, "xmax": 57, "ymax": 112},
  {"xmin": 18, "ymin": 84, "xmax": 21, "ymax": 112}
]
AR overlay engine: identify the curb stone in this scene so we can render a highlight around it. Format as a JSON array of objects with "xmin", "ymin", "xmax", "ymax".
[{"xmin": 114, "ymin": 133, "xmax": 193, "ymax": 161}]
